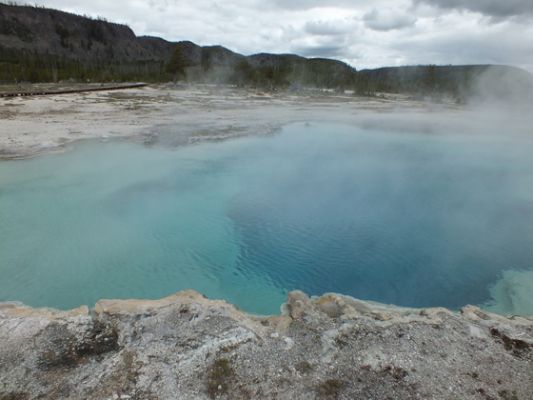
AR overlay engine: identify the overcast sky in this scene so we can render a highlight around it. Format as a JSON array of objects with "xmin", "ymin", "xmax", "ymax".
[{"xmin": 14, "ymin": 0, "xmax": 533, "ymax": 71}]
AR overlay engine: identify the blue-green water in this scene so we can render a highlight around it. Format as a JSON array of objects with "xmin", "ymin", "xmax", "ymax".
[{"xmin": 1, "ymin": 122, "xmax": 533, "ymax": 315}]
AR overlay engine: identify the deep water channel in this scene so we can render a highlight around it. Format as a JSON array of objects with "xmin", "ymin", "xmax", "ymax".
[{"xmin": 1, "ymin": 122, "xmax": 533, "ymax": 315}]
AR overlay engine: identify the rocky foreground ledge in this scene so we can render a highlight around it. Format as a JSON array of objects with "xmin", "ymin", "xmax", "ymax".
[{"xmin": 1, "ymin": 291, "xmax": 532, "ymax": 400}]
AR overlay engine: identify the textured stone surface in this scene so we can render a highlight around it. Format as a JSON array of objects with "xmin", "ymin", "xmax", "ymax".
[{"xmin": 1, "ymin": 290, "xmax": 532, "ymax": 400}]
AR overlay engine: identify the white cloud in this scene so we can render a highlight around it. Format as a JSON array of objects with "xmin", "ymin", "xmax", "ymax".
[{"xmin": 304, "ymin": 19, "xmax": 356, "ymax": 36}]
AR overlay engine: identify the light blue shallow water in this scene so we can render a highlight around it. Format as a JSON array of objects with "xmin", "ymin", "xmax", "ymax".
[{"xmin": 1, "ymin": 122, "xmax": 533, "ymax": 315}]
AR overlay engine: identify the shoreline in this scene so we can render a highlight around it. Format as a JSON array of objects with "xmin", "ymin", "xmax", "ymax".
[{"xmin": 2, "ymin": 288, "xmax": 532, "ymax": 319}]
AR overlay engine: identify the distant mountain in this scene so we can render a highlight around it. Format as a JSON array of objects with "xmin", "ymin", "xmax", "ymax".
[
  {"xmin": 0, "ymin": 3, "xmax": 355, "ymax": 86},
  {"xmin": 1, "ymin": 2, "xmax": 532, "ymax": 101}
]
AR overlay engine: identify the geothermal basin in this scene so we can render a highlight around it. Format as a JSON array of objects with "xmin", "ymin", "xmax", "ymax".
[{"xmin": 1, "ymin": 118, "xmax": 533, "ymax": 315}]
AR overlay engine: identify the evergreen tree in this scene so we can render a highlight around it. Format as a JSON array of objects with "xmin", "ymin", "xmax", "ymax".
[{"xmin": 165, "ymin": 46, "xmax": 187, "ymax": 82}]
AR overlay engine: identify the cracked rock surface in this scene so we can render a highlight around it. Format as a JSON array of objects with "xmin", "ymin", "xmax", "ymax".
[{"xmin": 1, "ymin": 290, "xmax": 532, "ymax": 399}]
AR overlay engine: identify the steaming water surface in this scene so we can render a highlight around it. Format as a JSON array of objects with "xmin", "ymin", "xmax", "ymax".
[{"xmin": 1, "ymin": 122, "xmax": 533, "ymax": 315}]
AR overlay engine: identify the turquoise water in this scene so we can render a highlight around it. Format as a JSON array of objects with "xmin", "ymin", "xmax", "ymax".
[{"xmin": 1, "ymin": 122, "xmax": 533, "ymax": 315}]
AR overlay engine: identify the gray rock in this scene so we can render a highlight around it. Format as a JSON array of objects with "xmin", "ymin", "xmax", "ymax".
[{"xmin": 1, "ymin": 290, "xmax": 532, "ymax": 399}]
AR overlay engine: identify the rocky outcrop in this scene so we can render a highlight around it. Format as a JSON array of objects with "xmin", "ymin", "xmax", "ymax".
[{"xmin": 1, "ymin": 290, "xmax": 532, "ymax": 399}]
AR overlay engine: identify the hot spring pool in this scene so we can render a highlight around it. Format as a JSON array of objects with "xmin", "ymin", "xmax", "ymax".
[{"xmin": 1, "ymin": 122, "xmax": 533, "ymax": 315}]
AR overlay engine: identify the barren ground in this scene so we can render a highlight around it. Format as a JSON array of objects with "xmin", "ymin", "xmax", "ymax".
[{"xmin": 0, "ymin": 83, "xmax": 451, "ymax": 160}]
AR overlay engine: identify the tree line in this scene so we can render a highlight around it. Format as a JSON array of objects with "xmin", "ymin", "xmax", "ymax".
[{"xmin": 1, "ymin": 42, "xmax": 480, "ymax": 101}]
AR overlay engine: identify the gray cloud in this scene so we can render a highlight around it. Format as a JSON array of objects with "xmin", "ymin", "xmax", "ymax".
[
  {"xmin": 363, "ymin": 9, "xmax": 417, "ymax": 31},
  {"xmin": 415, "ymin": 0, "xmax": 533, "ymax": 18}
]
